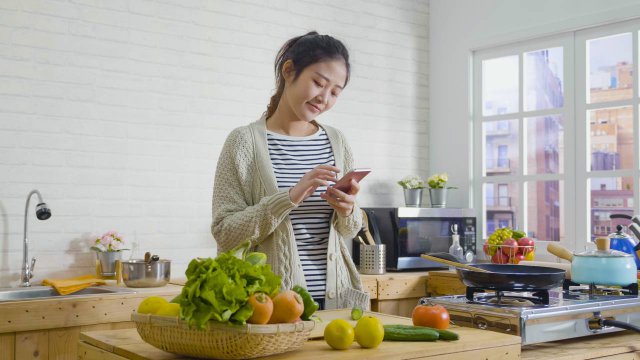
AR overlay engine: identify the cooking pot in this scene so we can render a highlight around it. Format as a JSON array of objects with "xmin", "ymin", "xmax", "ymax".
[
  {"xmin": 121, "ymin": 258, "xmax": 171, "ymax": 288},
  {"xmin": 547, "ymin": 237, "xmax": 636, "ymax": 286}
]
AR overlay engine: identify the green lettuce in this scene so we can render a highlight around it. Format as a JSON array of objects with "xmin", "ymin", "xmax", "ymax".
[{"xmin": 177, "ymin": 242, "xmax": 280, "ymax": 329}]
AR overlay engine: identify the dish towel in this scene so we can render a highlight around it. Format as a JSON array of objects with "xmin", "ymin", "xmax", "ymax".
[{"xmin": 42, "ymin": 274, "xmax": 107, "ymax": 295}]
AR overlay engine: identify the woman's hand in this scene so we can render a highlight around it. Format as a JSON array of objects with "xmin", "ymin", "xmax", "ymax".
[
  {"xmin": 289, "ymin": 165, "xmax": 340, "ymax": 205},
  {"xmin": 320, "ymin": 178, "xmax": 360, "ymax": 217}
]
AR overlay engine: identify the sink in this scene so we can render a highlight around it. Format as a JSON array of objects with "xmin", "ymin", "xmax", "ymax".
[{"xmin": 0, "ymin": 286, "xmax": 136, "ymax": 302}]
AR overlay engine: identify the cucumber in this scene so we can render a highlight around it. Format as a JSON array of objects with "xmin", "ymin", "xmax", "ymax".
[
  {"xmin": 383, "ymin": 325, "xmax": 460, "ymax": 341},
  {"xmin": 433, "ymin": 328, "xmax": 459, "ymax": 341},
  {"xmin": 383, "ymin": 325, "xmax": 439, "ymax": 341}
]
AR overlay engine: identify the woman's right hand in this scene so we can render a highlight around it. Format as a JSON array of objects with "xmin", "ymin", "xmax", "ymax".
[{"xmin": 289, "ymin": 165, "xmax": 340, "ymax": 205}]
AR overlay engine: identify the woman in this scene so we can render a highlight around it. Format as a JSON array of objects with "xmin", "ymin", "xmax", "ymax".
[{"xmin": 211, "ymin": 31, "xmax": 368, "ymax": 310}]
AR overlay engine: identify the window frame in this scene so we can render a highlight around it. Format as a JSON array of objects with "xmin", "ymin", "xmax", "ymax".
[
  {"xmin": 473, "ymin": 33, "xmax": 576, "ymax": 257},
  {"xmin": 473, "ymin": 18, "xmax": 640, "ymax": 257},
  {"xmin": 575, "ymin": 19, "xmax": 640, "ymax": 247}
]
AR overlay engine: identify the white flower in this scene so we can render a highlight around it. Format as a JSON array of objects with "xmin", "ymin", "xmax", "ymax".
[{"xmin": 398, "ymin": 175, "xmax": 425, "ymax": 189}]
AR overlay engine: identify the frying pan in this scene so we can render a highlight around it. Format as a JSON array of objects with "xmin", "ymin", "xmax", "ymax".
[
  {"xmin": 424, "ymin": 253, "xmax": 566, "ymax": 290},
  {"xmin": 456, "ymin": 264, "xmax": 566, "ymax": 290}
]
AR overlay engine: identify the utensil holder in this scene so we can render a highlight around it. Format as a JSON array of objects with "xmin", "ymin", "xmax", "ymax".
[{"xmin": 359, "ymin": 244, "xmax": 386, "ymax": 275}]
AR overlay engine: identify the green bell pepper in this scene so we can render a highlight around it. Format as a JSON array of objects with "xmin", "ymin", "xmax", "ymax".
[{"xmin": 292, "ymin": 285, "xmax": 319, "ymax": 320}]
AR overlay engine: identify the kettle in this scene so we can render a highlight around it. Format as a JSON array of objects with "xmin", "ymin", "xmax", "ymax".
[{"xmin": 609, "ymin": 224, "xmax": 640, "ymax": 269}]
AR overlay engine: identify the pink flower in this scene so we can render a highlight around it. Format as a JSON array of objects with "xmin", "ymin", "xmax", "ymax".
[
  {"xmin": 100, "ymin": 235, "xmax": 112, "ymax": 246},
  {"xmin": 93, "ymin": 231, "xmax": 127, "ymax": 252}
]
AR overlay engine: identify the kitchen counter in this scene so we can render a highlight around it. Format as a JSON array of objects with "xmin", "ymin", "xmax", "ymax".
[
  {"xmin": 0, "ymin": 283, "xmax": 182, "ymax": 333},
  {"xmin": 0, "ymin": 283, "xmax": 182, "ymax": 360},
  {"xmin": 78, "ymin": 319, "xmax": 640, "ymax": 360},
  {"xmin": 78, "ymin": 309, "xmax": 522, "ymax": 360},
  {"xmin": 522, "ymin": 331, "xmax": 640, "ymax": 359}
]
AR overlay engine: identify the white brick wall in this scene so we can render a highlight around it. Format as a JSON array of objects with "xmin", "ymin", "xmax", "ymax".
[{"xmin": 0, "ymin": 0, "xmax": 429, "ymax": 286}]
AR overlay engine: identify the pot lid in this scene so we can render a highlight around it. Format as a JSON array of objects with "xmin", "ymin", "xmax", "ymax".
[
  {"xmin": 608, "ymin": 224, "xmax": 632, "ymax": 240},
  {"xmin": 575, "ymin": 237, "xmax": 633, "ymax": 258}
]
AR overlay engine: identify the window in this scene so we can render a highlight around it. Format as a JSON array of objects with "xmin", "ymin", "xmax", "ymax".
[{"xmin": 474, "ymin": 19, "xmax": 640, "ymax": 252}]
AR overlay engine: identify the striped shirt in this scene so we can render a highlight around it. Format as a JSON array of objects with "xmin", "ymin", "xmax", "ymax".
[{"xmin": 267, "ymin": 128, "xmax": 334, "ymax": 299}]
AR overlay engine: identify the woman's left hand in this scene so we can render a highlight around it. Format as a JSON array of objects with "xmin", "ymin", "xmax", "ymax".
[{"xmin": 320, "ymin": 179, "xmax": 360, "ymax": 217}]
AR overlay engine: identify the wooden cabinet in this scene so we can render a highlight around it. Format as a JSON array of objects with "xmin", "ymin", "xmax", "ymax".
[
  {"xmin": 425, "ymin": 270, "xmax": 465, "ymax": 296},
  {"xmin": 361, "ymin": 272, "xmax": 429, "ymax": 318},
  {"xmin": 359, "ymin": 270, "xmax": 467, "ymax": 317},
  {"xmin": 0, "ymin": 285, "xmax": 181, "ymax": 360}
]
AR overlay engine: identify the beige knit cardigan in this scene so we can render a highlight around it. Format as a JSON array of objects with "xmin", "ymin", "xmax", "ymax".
[{"xmin": 211, "ymin": 117, "xmax": 369, "ymax": 310}]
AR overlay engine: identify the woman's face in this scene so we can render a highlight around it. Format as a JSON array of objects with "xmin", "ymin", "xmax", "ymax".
[{"xmin": 282, "ymin": 58, "xmax": 347, "ymax": 122}]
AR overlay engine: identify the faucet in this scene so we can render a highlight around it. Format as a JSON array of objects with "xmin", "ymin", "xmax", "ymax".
[{"xmin": 21, "ymin": 189, "xmax": 51, "ymax": 287}]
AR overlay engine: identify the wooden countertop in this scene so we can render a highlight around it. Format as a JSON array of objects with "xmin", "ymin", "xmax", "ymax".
[
  {"xmin": 78, "ymin": 320, "xmax": 640, "ymax": 360},
  {"xmin": 0, "ymin": 283, "xmax": 182, "ymax": 333},
  {"xmin": 522, "ymin": 331, "xmax": 640, "ymax": 359},
  {"xmin": 78, "ymin": 309, "xmax": 522, "ymax": 360}
]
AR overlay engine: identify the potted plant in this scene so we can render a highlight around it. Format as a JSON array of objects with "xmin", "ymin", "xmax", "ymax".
[
  {"xmin": 91, "ymin": 231, "xmax": 128, "ymax": 277},
  {"xmin": 397, "ymin": 175, "xmax": 425, "ymax": 207},
  {"xmin": 427, "ymin": 173, "xmax": 456, "ymax": 208}
]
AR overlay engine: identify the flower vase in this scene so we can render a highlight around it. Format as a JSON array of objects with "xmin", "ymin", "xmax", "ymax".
[
  {"xmin": 96, "ymin": 251, "xmax": 122, "ymax": 277},
  {"xmin": 429, "ymin": 188, "xmax": 447, "ymax": 208},
  {"xmin": 403, "ymin": 188, "xmax": 423, "ymax": 207}
]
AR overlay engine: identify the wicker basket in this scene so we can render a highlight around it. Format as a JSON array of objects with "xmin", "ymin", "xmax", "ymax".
[{"xmin": 131, "ymin": 313, "xmax": 315, "ymax": 359}]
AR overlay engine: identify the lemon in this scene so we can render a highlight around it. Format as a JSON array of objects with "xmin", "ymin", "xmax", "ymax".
[
  {"xmin": 137, "ymin": 296, "xmax": 168, "ymax": 314},
  {"xmin": 324, "ymin": 319, "xmax": 354, "ymax": 350},
  {"xmin": 354, "ymin": 316, "xmax": 384, "ymax": 349},
  {"xmin": 156, "ymin": 303, "xmax": 181, "ymax": 317}
]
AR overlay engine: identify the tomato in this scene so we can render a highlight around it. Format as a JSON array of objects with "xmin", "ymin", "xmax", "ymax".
[
  {"xmin": 247, "ymin": 292, "xmax": 273, "ymax": 324},
  {"xmin": 268, "ymin": 290, "xmax": 304, "ymax": 324},
  {"xmin": 411, "ymin": 303, "xmax": 450, "ymax": 329}
]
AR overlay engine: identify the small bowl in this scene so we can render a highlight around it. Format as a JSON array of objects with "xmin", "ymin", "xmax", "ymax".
[{"xmin": 121, "ymin": 259, "xmax": 171, "ymax": 288}]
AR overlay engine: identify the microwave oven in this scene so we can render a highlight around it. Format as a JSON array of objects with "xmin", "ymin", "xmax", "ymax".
[{"xmin": 357, "ymin": 207, "xmax": 477, "ymax": 271}]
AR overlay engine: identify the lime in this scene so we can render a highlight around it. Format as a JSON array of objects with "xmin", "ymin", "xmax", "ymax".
[
  {"xmin": 324, "ymin": 319, "xmax": 354, "ymax": 350},
  {"xmin": 351, "ymin": 306, "xmax": 363, "ymax": 320},
  {"xmin": 354, "ymin": 316, "xmax": 384, "ymax": 348},
  {"xmin": 137, "ymin": 296, "xmax": 168, "ymax": 314}
]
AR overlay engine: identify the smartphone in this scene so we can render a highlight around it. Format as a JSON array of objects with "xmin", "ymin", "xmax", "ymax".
[{"xmin": 332, "ymin": 168, "xmax": 371, "ymax": 193}]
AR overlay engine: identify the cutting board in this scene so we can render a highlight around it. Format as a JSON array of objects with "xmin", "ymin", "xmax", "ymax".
[{"xmin": 309, "ymin": 309, "xmax": 412, "ymax": 338}]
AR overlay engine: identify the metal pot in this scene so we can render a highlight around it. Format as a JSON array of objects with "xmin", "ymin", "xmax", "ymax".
[
  {"xmin": 547, "ymin": 237, "xmax": 636, "ymax": 286},
  {"xmin": 121, "ymin": 258, "xmax": 171, "ymax": 288}
]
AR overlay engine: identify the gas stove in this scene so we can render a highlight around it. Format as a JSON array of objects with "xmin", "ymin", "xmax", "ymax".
[{"xmin": 428, "ymin": 283, "xmax": 640, "ymax": 345}]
